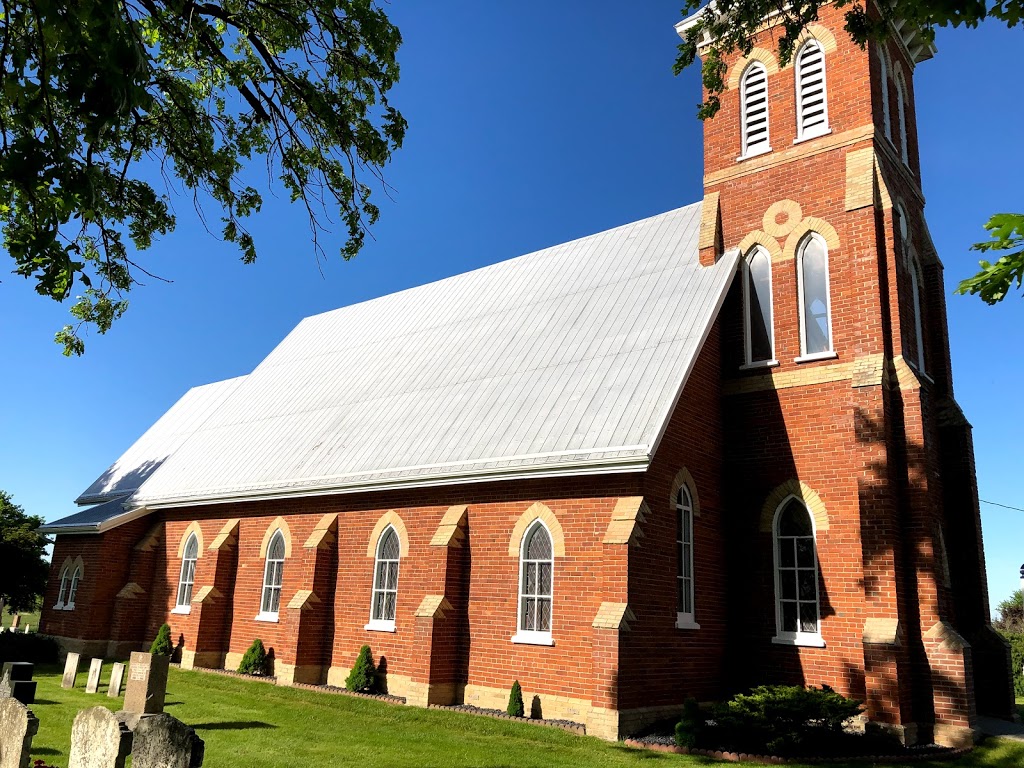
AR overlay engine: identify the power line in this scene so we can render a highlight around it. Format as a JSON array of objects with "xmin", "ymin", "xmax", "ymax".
[{"xmin": 980, "ymin": 499, "xmax": 1024, "ymax": 513}]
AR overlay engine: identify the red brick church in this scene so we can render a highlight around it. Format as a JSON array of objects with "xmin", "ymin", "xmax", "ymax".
[{"xmin": 40, "ymin": 4, "xmax": 1012, "ymax": 745}]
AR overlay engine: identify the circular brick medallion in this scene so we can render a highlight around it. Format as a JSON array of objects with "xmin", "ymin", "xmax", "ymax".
[{"xmin": 763, "ymin": 200, "xmax": 803, "ymax": 238}]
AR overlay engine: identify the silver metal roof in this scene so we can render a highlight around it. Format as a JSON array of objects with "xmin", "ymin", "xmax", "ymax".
[
  {"xmin": 38, "ymin": 495, "xmax": 149, "ymax": 535},
  {"xmin": 51, "ymin": 202, "xmax": 738, "ymax": 527}
]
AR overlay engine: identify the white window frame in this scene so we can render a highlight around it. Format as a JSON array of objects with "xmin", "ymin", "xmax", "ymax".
[
  {"xmin": 256, "ymin": 530, "xmax": 285, "ymax": 622},
  {"xmin": 66, "ymin": 567, "xmax": 81, "ymax": 611},
  {"xmin": 896, "ymin": 207, "xmax": 926, "ymax": 373},
  {"xmin": 895, "ymin": 72, "xmax": 910, "ymax": 166},
  {"xmin": 676, "ymin": 486, "xmax": 700, "ymax": 630},
  {"xmin": 512, "ymin": 520, "xmax": 554, "ymax": 646},
  {"xmin": 794, "ymin": 39, "xmax": 830, "ymax": 142},
  {"xmin": 173, "ymin": 532, "xmax": 198, "ymax": 614},
  {"xmin": 365, "ymin": 525, "xmax": 400, "ymax": 632},
  {"xmin": 739, "ymin": 62, "xmax": 772, "ymax": 160},
  {"xmin": 795, "ymin": 232, "xmax": 836, "ymax": 362},
  {"xmin": 879, "ymin": 48, "xmax": 892, "ymax": 142},
  {"xmin": 54, "ymin": 566, "xmax": 70, "ymax": 611},
  {"xmin": 742, "ymin": 245, "xmax": 778, "ymax": 368},
  {"xmin": 771, "ymin": 496, "xmax": 824, "ymax": 647}
]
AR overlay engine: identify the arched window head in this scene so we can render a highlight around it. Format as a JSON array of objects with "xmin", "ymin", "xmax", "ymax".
[
  {"xmin": 773, "ymin": 498, "xmax": 822, "ymax": 645},
  {"xmin": 740, "ymin": 62, "xmax": 771, "ymax": 158},
  {"xmin": 743, "ymin": 246, "xmax": 775, "ymax": 364},
  {"xmin": 515, "ymin": 521, "xmax": 553, "ymax": 644},
  {"xmin": 55, "ymin": 566, "xmax": 71, "ymax": 610},
  {"xmin": 259, "ymin": 530, "xmax": 285, "ymax": 620},
  {"xmin": 797, "ymin": 233, "xmax": 834, "ymax": 358},
  {"xmin": 878, "ymin": 48, "xmax": 892, "ymax": 140},
  {"xmin": 676, "ymin": 485, "xmax": 698, "ymax": 629},
  {"xmin": 895, "ymin": 72, "xmax": 910, "ymax": 166},
  {"xmin": 795, "ymin": 40, "xmax": 829, "ymax": 141},
  {"xmin": 175, "ymin": 533, "xmax": 199, "ymax": 611},
  {"xmin": 368, "ymin": 526, "xmax": 401, "ymax": 631},
  {"xmin": 67, "ymin": 567, "xmax": 82, "ymax": 609}
]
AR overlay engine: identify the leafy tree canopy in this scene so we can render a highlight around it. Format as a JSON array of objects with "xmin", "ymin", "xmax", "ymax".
[
  {"xmin": 0, "ymin": 490, "xmax": 49, "ymax": 613},
  {"xmin": 995, "ymin": 589, "xmax": 1024, "ymax": 634},
  {"xmin": 1, "ymin": 0, "xmax": 405, "ymax": 355},
  {"xmin": 674, "ymin": 0, "xmax": 1023, "ymax": 303}
]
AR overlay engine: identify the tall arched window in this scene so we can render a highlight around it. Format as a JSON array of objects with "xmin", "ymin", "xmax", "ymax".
[
  {"xmin": 740, "ymin": 62, "xmax": 771, "ymax": 158},
  {"xmin": 879, "ymin": 48, "xmax": 892, "ymax": 141},
  {"xmin": 773, "ymin": 498, "xmax": 822, "ymax": 644},
  {"xmin": 896, "ymin": 208, "xmax": 926, "ymax": 372},
  {"xmin": 516, "ymin": 521, "xmax": 553, "ymax": 643},
  {"xmin": 55, "ymin": 565, "xmax": 71, "ymax": 610},
  {"xmin": 175, "ymin": 533, "xmax": 199, "ymax": 611},
  {"xmin": 676, "ymin": 485, "xmax": 697, "ymax": 627},
  {"xmin": 895, "ymin": 71, "xmax": 910, "ymax": 166},
  {"xmin": 368, "ymin": 526, "xmax": 401, "ymax": 631},
  {"xmin": 67, "ymin": 567, "xmax": 82, "ymax": 610},
  {"xmin": 743, "ymin": 245, "xmax": 775, "ymax": 364},
  {"xmin": 797, "ymin": 233, "xmax": 834, "ymax": 358},
  {"xmin": 795, "ymin": 39, "xmax": 828, "ymax": 141},
  {"xmin": 259, "ymin": 530, "xmax": 285, "ymax": 619}
]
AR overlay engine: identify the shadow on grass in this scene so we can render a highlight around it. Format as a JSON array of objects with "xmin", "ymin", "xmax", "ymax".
[
  {"xmin": 31, "ymin": 748, "xmax": 61, "ymax": 756},
  {"xmin": 31, "ymin": 699, "xmax": 60, "ymax": 705},
  {"xmin": 191, "ymin": 721, "xmax": 277, "ymax": 731}
]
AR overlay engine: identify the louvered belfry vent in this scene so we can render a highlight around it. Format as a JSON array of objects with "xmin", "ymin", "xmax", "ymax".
[
  {"xmin": 741, "ymin": 62, "xmax": 770, "ymax": 156},
  {"xmin": 796, "ymin": 40, "xmax": 829, "ymax": 140}
]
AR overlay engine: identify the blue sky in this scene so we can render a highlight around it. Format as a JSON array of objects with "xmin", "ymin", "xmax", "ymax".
[{"xmin": 1, "ymin": 3, "xmax": 1021, "ymax": 607}]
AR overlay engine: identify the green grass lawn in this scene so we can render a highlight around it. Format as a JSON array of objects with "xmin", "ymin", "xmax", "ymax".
[
  {"xmin": 2, "ymin": 607, "xmax": 40, "ymax": 630},
  {"xmin": 22, "ymin": 665, "xmax": 1024, "ymax": 768}
]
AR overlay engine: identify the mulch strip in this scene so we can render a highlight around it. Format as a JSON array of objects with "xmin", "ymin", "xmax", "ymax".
[
  {"xmin": 427, "ymin": 703, "xmax": 586, "ymax": 735},
  {"xmin": 622, "ymin": 738, "xmax": 972, "ymax": 764}
]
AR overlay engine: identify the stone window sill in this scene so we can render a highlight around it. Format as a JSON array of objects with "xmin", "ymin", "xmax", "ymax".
[
  {"xmin": 171, "ymin": 605, "xmax": 192, "ymax": 615},
  {"xmin": 511, "ymin": 632, "xmax": 554, "ymax": 647},
  {"xmin": 254, "ymin": 612, "xmax": 279, "ymax": 623},
  {"xmin": 772, "ymin": 633, "xmax": 826, "ymax": 648},
  {"xmin": 675, "ymin": 614, "xmax": 701, "ymax": 630},
  {"xmin": 794, "ymin": 351, "xmax": 838, "ymax": 364},
  {"xmin": 737, "ymin": 146, "xmax": 773, "ymax": 163},
  {"xmin": 364, "ymin": 620, "xmax": 396, "ymax": 633},
  {"xmin": 794, "ymin": 128, "xmax": 832, "ymax": 145},
  {"xmin": 739, "ymin": 359, "xmax": 780, "ymax": 371}
]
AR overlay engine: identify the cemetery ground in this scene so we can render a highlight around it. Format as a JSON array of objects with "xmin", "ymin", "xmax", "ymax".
[
  {"xmin": 2, "ymin": 608, "xmax": 40, "ymax": 630},
  {"xmin": 20, "ymin": 665, "xmax": 1024, "ymax": 768}
]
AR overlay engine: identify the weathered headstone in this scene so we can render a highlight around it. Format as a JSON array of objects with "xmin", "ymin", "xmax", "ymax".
[
  {"xmin": 68, "ymin": 706, "xmax": 132, "ymax": 768},
  {"xmin": 86, "ymin": 658, "xmax": 104, "ymax": 693},
  {"xmin": 131, "ymin": 714, "xmax": 205, "ymax": 768},
  {"xmin": 108, "ymin": 662, "xmax": 126, "ymax": 699},
  {"xmin": 21, "ymin": 625, "xmax": 28, "ymax": 635},
  {"xmin": 8, "ymin": 616, "xmax": 19, "ymax": 630},
  {"xmin": 123, "ymin": 652, "xmax": 169, "ymax": 715},
  {"xmin": 0, "ymin": 698, "xmax": 39, "ymax": 768},
  {"xmin": 62, "ymin": 652, "xmax": 82, "ymax": 689}
]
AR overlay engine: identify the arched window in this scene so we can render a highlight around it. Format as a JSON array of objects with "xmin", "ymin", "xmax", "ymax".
[
  {"xmin": 895, "ymin": 71, "xmax": 910, "ymax": 166},
  {"xmin": 797, "ymin": 233, "xmax": 834, "ymax": 357},
  {"xmin": 175, "ymin": 533, "xmax": 199, "ymax": 611},
  {"xmin": 517, "ymin": 521, "xmax": 553, "ymax": 642},
  {"xmin": 896, "ymin": 207, "xmax": 926, "ymax": 372},
  {"xmin": 67, "ymin": 567, "xmax": 82, "ymax": 610},
  {"xmin": 908, "ymin": 257, "xmax": 926, "ymax": 371},
  {"xmin": 259, "ymin": 530, "xmax": 285, "ymax": 619},
  {"xmin": 879, "ymin": 48, "xmax": 892, "ymax": 141},
  {"xmin": 676, "ymin": 485, "xmax": 697, "ymax": 628},
  {"xmin": 795, "ymin": 39, "xmax": 828, "ymax": 140},
  {"xmin": 368, "ymin": 526, "xmax": 401, "ymax": 630},
  {"xmin": 773, "ymin": 498, "xmax": 821, "ymax": 644},
  {"xmin": 55, "ymin": 565, "xmax": 71, "ymax": 610},
  {"xmin": 740, "ymin": 62, "xmax": 771, "ymax": 158},
  {"xmin": 743, "ymin": 245, "xmax": 775, "ymax": 364}
]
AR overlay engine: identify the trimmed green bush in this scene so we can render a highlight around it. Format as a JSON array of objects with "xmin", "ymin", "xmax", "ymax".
[
  {"xmin": 999, "ymin": 631, "xmax": 1024, "ymax": 697},
  {"xmin": 238, "ymin": 639, "xmax": 270, "ymax": 676},
  {"xmin": 0, "ymin": 631, "xmax": 59, "ymax": 665},
  {"xmin": 345, "ymin": 645, "xmax": 377, "ymax": 692},
  {"xmin": 149, "ymin": 623, "xmax": 173, "ymax": 656},
  {"xmin": 674, "ymin": 697, "xmax": 704, "ymax": 749},
  {"xmin": 507, "ymin": 680, "xmax": 525, "ymax": 717}
]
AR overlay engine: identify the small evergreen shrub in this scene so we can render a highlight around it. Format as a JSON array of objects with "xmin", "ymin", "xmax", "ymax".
[
  {"xmin": 149, "ymin": 623, "xmax": 173, "ymax": 656},
  {"xmin": 238, "ymin": 639, "xmax": 269, "ymax": 676},
  {"xmin": 674, "ymin": 697, "xmax": 704, "ymax": 749},
  {"xmin": 345, "ymin": 645, "xmax": 377, "ymax": 692},
  {"xmin": 999, "ymin": 630, "xmax": 1024, "ymax": 697},
  {"xmin": 507, "ymin": 680, "xmax": 525, "ymax": 717}
]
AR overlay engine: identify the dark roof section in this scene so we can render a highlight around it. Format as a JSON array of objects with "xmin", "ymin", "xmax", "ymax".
[{"xmin": 39, "ymin": 496, "xmax": 140, "ymax": 534}]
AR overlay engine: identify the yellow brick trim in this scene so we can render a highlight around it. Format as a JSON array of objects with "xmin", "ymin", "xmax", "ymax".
[
  {"xmin": 177, "ymin": 521, "xmax": 205, "ymax": 559},
  {"xmin": 430, "ymin": 504, "xmax": 468, "ymax": 547},
  {"xmin": 209, "ymin": 519, "xmax": 240, "ymax": 552},
  {"xmin": 845, "ymin": 148, "xmax": 876, "ymax": 211},
  {"xmin": 592, "ymin": 602, "xmax": 636, "ymax": 631},
  {"xmin": 133, "ymin": 523, "xmax": 163, "ymax": 552},
  {"xmin": 738, "ymin": 230, "xmax": 783, "ymax": 263},
  {"xmin": 303, "ymin": 513, "xmax": 337, "ymax": 549},
  {"xmin": 851, "ymin": 354, "xmax": 886, "ymax": 388},
  {"xmin": 507, "ymin": 502, "xmax": 565, "ymax": 557},
  {"xmin": 727, "ymin": 47, "xmax": 779, "ymax": 90},
  {"xmin": 669, "ymin": 468, "xmax": 701, "ymax": 516},
  {"xmin": 781, "ymin": 216, "xmax": 841, "ymax": 262},
  {"xmin": 115, "ymin": 582, "xmax": 145, "ymax": 599},
  {"xmin": 602, "ymin": 497, "xmax": 648, "ymax": 546},
  {"xmin": 192, "ymin": 585, "xmax": 223, "ymax": 605},
  {"xmin": 286, "ymin": 589, "xmax": 320, "ymax": 611},
  {"xmin": 923, "ymin": 621, "xmax": 968, "ymax": 653},
  {"xmin": 724, "ymin": 361, "xmax": 854, "ymax": 395},
  {"xmin": 259, "ymin": 517, "xmax": 293, "ymax": 559},
  {"xmin": 759, "ymin": 480, "xmax": 830, "ymax": 532},
  {"xmin": 762, "ymin": 199, "xmax": 803, "ymax": 238},
  {"xmin": 366, "ymin": 511, "xmax": 410, "ymax": 558},
  {"xmin": 414, "ymin": 594, "xmax": 453, "ymax": 619},
  {"xmin": 889, "ymin": 355, "xmax": 921, "ymax": 392},
  {"xmin": 698, "ymin": 192, "xmax": 721, "ymax": 252},
  {"xmin": 790, "ymin": 24, "xmax": 838, "ymax": 59},
  {"xmin": 863, "ymin": 618, "xmax": 902, "ymax": 646}
]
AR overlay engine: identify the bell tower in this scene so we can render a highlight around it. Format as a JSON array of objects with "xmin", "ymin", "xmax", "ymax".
[{"xmin": 677, "ymin": 2, "xmax": 1014, "ymax": 745}]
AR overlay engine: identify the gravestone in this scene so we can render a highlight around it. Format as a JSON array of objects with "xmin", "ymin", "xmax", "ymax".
[
  {"xmin": 0, "ymin": 698, "xmax": 39, "ymax": 768},
  {"xmin": 1, "ymin": 663, "xmax": 33, "ymax": 682},
  {"xmin": 86, "ymin": 658, "xmax": 104, "ymax": 693},
  {"xmin": 68, "ymin": 707, "xmax": 132, "ymax": 768},
  {"xmin": 132, "ymin": 714, "xmax": 205, "ymax": 768},
  {"xmin": 108, "ymin": 662, "xmax": 126, "ymax": 699},
  {"xmin": 123, "ymin": 652, "xmax": 168, "ymax": 715},
  {"xmin": 8, "ymin": 616, "xmax": 19, "ymax": 630},
  {"xmin": 62, "ymin": 652, "xmax": 82, "ymax": 689},
  {"xmin": 0, "ymin": 671, "xmax": 36, "ymax": 707},
  {"xmin": 21, "ymin": 626, "xmax": 28, "ymax": 635}
]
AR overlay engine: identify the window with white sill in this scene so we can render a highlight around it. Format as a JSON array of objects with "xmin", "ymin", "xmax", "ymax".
[
  {"xmin": 516, "ymin": 521, "xmax": 553, "ymax": 643},
  {"xmin": 368, "ymin": 526, "xmax": 400, "ymax": 630},
  {"xmin": 740, "ymin": 62, "xmax": 771, "ymax": 158},
  {"xmin": 795, "ymin": 39, "xmax": 829, "ymax": 141},
  {"xmin": 797, "ymin": 233, "xmax": 834, "ymax": 358},
  {"xmin": 773, "ymin": 497, "xmax": 822, "ymax": 645},
  {"xmin": 259, "ymin": 530, "xmax": 285, "ymax": 619},
  {"xmin": 676, "ymin": 485, "xmax": 697, "ymax": 628},
  {"xmin": 743, "ymin": 245, "xmax": 775, "ymax": 365},
  {"xmin": 175, "ymin": 532, "xmax": 199, "ymax": 610}
]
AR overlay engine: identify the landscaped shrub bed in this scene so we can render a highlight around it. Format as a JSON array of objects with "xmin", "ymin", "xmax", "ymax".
[{"xmin": 0, "ymin": 631, "xmax": 59, "ymax": 665}]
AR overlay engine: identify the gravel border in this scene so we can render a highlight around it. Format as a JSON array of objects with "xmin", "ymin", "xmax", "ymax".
[
  {"xmin": 169, "ymin": 663, "xmax": 277, "ymax": 685},
  {"xmin": 291, "ymin": 682, "xmax": 406, "ymax": 705},
  {"xmin": 427, "ymin": 703, "xmax": 586, "ymax": 735},
  {"xmin": 622, "ymin": 738, "xmax": 972, "ymax": 764}
]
